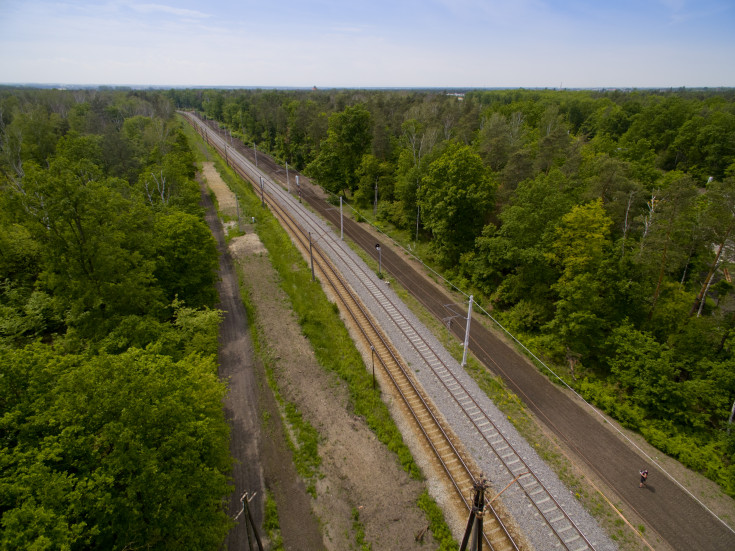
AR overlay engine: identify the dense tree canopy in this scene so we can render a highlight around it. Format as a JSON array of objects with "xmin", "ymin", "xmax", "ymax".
[
  {"xmin": 419, "ymin": 143, "xmax": 496, "ymax": 267},
  {"xmin": 306, "ymin": 103, "xmax": 372, "ymax": 194},
  {"xmin": 1, "ymin": 345, "xmax": 231, "ymax": 551},
  {"xmin": 0, "ymin": 88, "xmax": 230, "ymax": 548}
]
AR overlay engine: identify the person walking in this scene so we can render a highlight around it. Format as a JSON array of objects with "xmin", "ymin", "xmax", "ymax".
[{"xmin": 639, "ymin": 469, "xmax": 648, "ymax": 488}]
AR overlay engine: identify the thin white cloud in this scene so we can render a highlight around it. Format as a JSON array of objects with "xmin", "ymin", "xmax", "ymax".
[{"xmin": 127, "ymin": 3, "xmax": 211, "ymax": 19}]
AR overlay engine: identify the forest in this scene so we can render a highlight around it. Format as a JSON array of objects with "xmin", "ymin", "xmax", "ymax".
[
  {"xmin": 2, "ymin": 85, "xmax": 735, "ymax": 548},
  {"xmin": 0, "ymin": 88, "xmax": 231, "ymax": 549},
  {"xmin": 166, "ymin": 86, "xmax": 735, "ymax": 497}
]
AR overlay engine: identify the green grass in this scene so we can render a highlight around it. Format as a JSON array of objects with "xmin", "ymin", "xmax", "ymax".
[
  {"xmin": 416, "ymin": 491, "xmax": 459, "ymax": 550},
  {"xmin": 351, "ymin": 508, "xmax": 372, "ymax": 551},
  {"xmin": 263, "ymin": 490, "xmax": 284, "ymax": 550}
]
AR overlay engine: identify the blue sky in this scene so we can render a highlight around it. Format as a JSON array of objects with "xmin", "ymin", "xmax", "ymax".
[{"xmin": 1, "ymin": 0, "xmax": 734, "ymax": 88}]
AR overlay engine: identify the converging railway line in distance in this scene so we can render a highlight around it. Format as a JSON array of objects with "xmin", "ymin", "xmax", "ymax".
[
  {"xmin": 184, "ymin": 111, "xmax": 515, "ymax": 550},
  {"xmin": 182, "ymin": 110, "xmax": 735, "ymax": 551}
]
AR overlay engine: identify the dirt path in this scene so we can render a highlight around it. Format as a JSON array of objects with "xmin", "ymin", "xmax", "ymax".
[
  {"xmin": 201, "ymin": 162, "xmax": 442, "ymax": 549},
  {"xmin": 202, "ymin": 171, "xmax": 324, "ymax": 550}
]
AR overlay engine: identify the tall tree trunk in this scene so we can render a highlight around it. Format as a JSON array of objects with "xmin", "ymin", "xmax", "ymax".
[
  {"xmin": 649, "ymin": 238, "xmax": 670, "ymax": 320},
  {"xmin": 690, "ymin": 221, "xmax": 735, "ymax": 315}
]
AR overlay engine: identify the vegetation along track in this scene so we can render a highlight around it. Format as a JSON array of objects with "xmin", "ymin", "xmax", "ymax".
[{"xmin": 182, "ymin": 111, "xmax": 597, "ymax": 551}]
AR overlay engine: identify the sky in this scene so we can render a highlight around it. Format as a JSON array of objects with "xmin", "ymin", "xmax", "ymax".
[{"xmin": 1, "ymin": 0, "xmax": 734, "ymax": 89}]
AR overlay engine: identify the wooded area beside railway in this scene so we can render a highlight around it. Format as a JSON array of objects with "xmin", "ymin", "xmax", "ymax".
[
  {"xmin": 168, "ymin": 86, "xmax": 735, "ymax": 499},
  {"xmin": 0, "ymin": 89, "xmax": 232, "ymax": 549}
]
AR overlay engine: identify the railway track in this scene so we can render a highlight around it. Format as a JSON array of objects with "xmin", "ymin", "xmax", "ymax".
[
  {"xmin": 265, "ymin": 176, "xmax": 518, "ymax": 551},
  {"xmin": 182, "ymin": 111, "xmax": 598, "ymax": 551}
]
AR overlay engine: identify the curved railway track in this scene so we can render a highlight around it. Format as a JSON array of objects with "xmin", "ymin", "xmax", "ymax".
[{"xmin": 182, "ymin": 111, "xmax": 599, "ymax": 551}]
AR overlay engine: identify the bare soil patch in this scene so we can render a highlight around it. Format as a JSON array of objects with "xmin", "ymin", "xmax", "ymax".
[{"xmin": 203, "ymin": 162, "xmax": 238, "ymax": 218}]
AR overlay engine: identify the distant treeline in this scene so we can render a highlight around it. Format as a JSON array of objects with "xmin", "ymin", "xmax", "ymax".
[{"xmin": 167, "ymin": 86, "xmax": 735, "ymax": 496}]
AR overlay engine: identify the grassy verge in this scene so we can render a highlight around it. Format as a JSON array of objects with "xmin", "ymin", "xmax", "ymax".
[
  {"xmin": 263, "ymin": 490, "xmax": 284, "ymax": 550},
  {"xmin": 416, "ymin": 491, "xmax": 459, "ymax": 551}
]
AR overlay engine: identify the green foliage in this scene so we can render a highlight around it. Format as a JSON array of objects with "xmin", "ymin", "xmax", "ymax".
[
  {"xmin": 0, "ymin": 345, "xmax": 232, "ymax": 550},
  {"xmin": 416, "ymin": 491, "xmax": 458, "ymax": 551},
  {"xmin": 153, "ymin": 212, "xmax": 219, "ymax": 308},
  {"xmin": 263, "ymin": 491, "xmax": 284, "ymax": 550},
  {"xmin": 284, "ymin": 403, "xmax": 321, "ymax": 496},
  {"xmin": 469, "ymin": 169, "xmax": 573, "ymax": 305},
  {"xmin": 354, "ymin": 154, "xmax": 394, "ymax": 208},
  {"xmin": 12, "ymin": 153, "xmax": 164, "ymax": 339},
  {"xmin": 419, "ymin": 143, "xmax": 496, "ymax": 267},
  {"xmin": 351, "ymin": 508, "xmax": 371, "ymax": 551},
  {"xmin": 545, "ymin": 200, "xmax": 614, "ymax": 359},
  {"xmin": 307, "ymin": 104, "xmax": 372, "ymax": 193},
  {"xmin": 0, "ymin": 89, "xmax": 234, "ymax": 548}
]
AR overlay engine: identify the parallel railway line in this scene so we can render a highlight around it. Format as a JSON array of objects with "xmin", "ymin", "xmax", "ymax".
[{"xmin": 182, "ymin": 111, "xmax": 598, "ymax": 551}]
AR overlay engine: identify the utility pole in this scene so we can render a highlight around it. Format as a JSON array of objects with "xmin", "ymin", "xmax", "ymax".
[
  {"xmin": 459, "ymin": 478, "xmax": 488, "ymax": 551},
  {"xmin": 375, "ymin": 243, "xmax": 382, "ymax": 276},
  {"xmin": 340, "ymin": 196, "xmax": 344, "ymax": 240},
  {"xmin": 309, "ymin": 232, "xmax": 315, "ymax": 281},
  {"xmin": 461, "ymin": 295, "xmax": 473, "ymax": 367},
  {"xmin": 371, "ymin": 345, "xmax": 375, "ymax": 391},
  {"xmin": 260, "ymin": 176, "xmax": 264, "ymax": 206},
  {"xmin": 286, "ymin": 161, "xmax": 290, "ymax": 193},
  {"xmin": 235, "ymin": 491, "xmax": 264, "ymax": 551}
]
